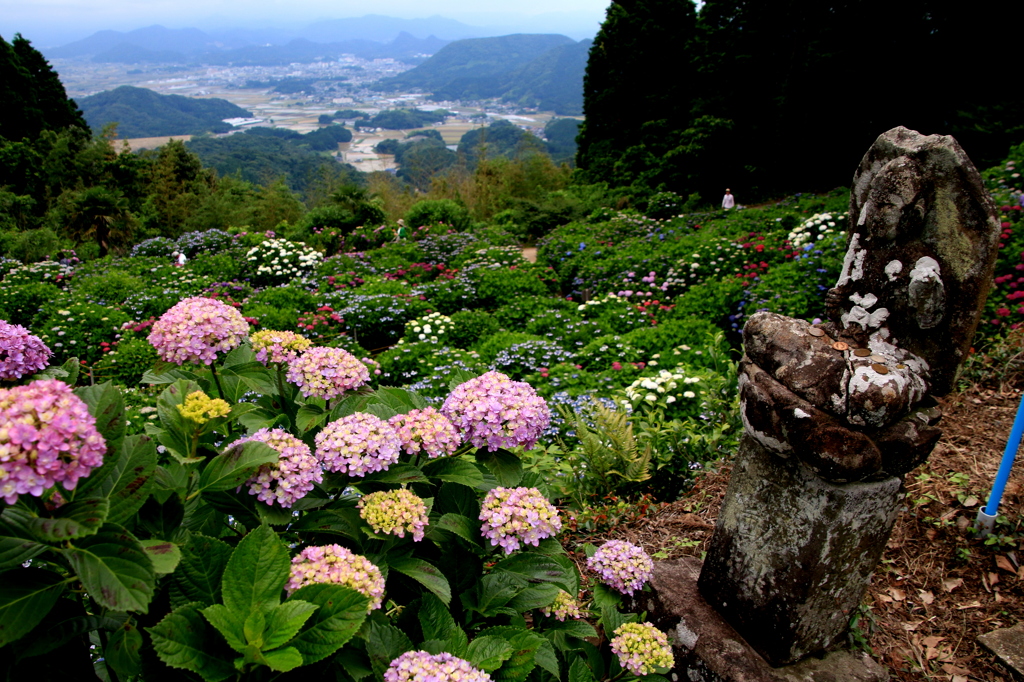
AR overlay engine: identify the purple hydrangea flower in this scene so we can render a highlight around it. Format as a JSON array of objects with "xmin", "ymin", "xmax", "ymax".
[
  {"xmin": 148, "ymin": 296, "xmax": 250, "ymax": 365},
  {"xmin": 610, "ymin": 622, "xmax": 673, "ymax": 675},
  {"xmin": 0, "ymin": 379, "xmax": 105, "ymax": 504},
  {"xmin": 229, "ymin": 428, "xmax": 322, "ymax": 508},
  {"xmin": 287, "ymin": 346, "xmax": 369, "ymax": 400},
  {"xmin": 250, "ymin": 329, "xmax": 311, "ymax": 365},
  {"xmin": 285, "ymin": 544, "xmax": 384, "ymax": 611},
  {"xmin": 586, "ymin": 540, "xmax": 653, "ymax": 595},
  {"xmin": 358, "ymin": 488, "xmax": 428, "ymax": 541},
  {"xmin": 441, "ymin": 371, "xmax": 550, "ymax": 451},
  {"xmin": 542, "ymin": 589, "xmax": 584, "ymax": 621},
  {"xmin": 384, "ymin": 651, "xmax": 491, "ymax": 682},
  {"xmin": 0, "ymin": 321, "xmax": 52, "ymax": 381},
  {"xmin": 479, "ymin": 486, "xmax": 561, "ymax": 553},
  {"xmin": 315, "ymin": 413, "xmax": 400, "ymax": 476},
  {"xmin": 388, "ymin": 407, "xmax": 461, "ymax": 458}
]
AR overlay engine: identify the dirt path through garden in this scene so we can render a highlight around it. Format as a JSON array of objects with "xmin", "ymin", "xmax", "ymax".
[{"xmin": 521, "ymin": 246, "xmax": 537, "ymax": 263}]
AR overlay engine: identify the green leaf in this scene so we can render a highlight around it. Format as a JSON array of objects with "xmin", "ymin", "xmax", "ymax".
[
  {"xmin": 236, "ymin": 406, "xmax": 278, "ymax": 432},
  {"xmin": 367, "ymin": 622, "xmax": 413, "ymax": 679},
  {"xmin": 148, "ymin": 603, "xmax": 235, "ymax": 682},
  {"xmin": 447, "ymin": 369, "xmax": 479, "ymax": 393},
  {"xmin": 364, "ymin": 402, "xmax": 399, "ymax": 420},
  {"xmin": 569, "ymin": 656, "xmax": 597, "ymax": 682},
  {"xmin": 532, "ymin": 538, "xmax": 567, "ymax": 555},
  {"xmin": 288, "ymin": 584, "xmax": 368, "ymax": 664},
  {"xmin": 478, "ymin": 626, "xmax": 544, "ymax": 682},
  {"xmin": 141, "ymin": 539, "xmax": 182, "ymax": 574},
  {"xmin": 66, "ymin": 525, "xmax": 155, "ymax": 613},
  {"xmin": 508, "ymin": 583, "xmax": 561, "ymax": 613},
  {"xmin": 201, "ymin": 604, "xmax": 247, "ymax": 653},
  {"xmin": 0, "ymin": 507, "xmax": 47, "ymax": 570},
  {"xmin": 336, "ymin": 645, "xmax": 374, "ymax": 681},
  {"xmin": 434, "ymin": 513, "xmax": 480, "ymax": 544},
  {"xmin": 362, "ymin": 462, "xmax": 428, "ymax": 485},
  {"xmin": 244, "ymin": 608, "xmax": 267, "ymax": 645},
  {"xmin": 289, "ymin": 509, "xmax": 363, "ymax": 541},
  {"xmin": 258, "ymin": 646, "xmax": 303, "ymax": 672},
  {"xmin": 28, "ymin": 497, "xmax": 108, "ymax": 542},
  {"xmin": 221, "ymin": 524, "xmax": 289, "ymax": 614},
  {"xmin": 256, "ymin": 501, "xmax": 295, "ymax": 526},
  {"xmin": 75, "ymin": 381, "xmax": 126, "ymax": 446},
  {"xmin": 534, "ymin": 639, "xmax": 559, "ymax": 678},
  {"xmin": 591, "ymin": 583, "xmax": 622, "ymax": 611},
  {"xmin": 418, "ymin": 592, "xmax": 461, "ymax": 643},
  {"xmin": 105, "ymin": 622, "xmax": 144, "ymax": 677},
  {"xmin": 434, "ymin": 482, "xmax": 480, "ymax": 518},
  {"xmin": 598, "ymin": 607, "xmax": 635, "ymax": 640},
  {"xmin": 88, "ymin": 434, "xmax": 158, "ymax": 525},
  {"xmin": 0, "ymin": 568, "xmax": 64, "ymax": 647},
  {"xmin": 424, "ymin": 458, "xmax": 485, "ymax": 488},
  {"xmin": 466, "ymin": 636, "xmax": 515, "ymax": 672},
  {"xmin": 494, "ymin": 554, "xmax": 577, "ymax": 593},
  {"xmin": 263, "ymin": 600, "xmax": 318, "ymax": 650},
  {"xmin": 389, "ymin": 556, "xmax": 451, "ymax": 605},
  {"xmin": 221, "ymin": 361, "xmax": 278, "ymax": 396},
  {"xmin": 546, "ymin": 620, "xmax": 597, "ymax": 642},
  {"xmin": 296, "ymin": 404, "xmax": 328, "ymax": 432},
  {"xmin": 463, "ymin": 573, "xmax": 525, "ymax": 617},
  {"xmin": 198, "ymin": 441, "xmax": 278, "ymax": 493},
  {"xmin": 154, "ymin": 379, "xmax": 203, "ymax": 459},
  {"xmin": 173, "ymin": 533, "xmax": 232, "ymax": 607},
  {"xmin": 474, "ymin": 449, "xmax": 523, "ymax": 488}
]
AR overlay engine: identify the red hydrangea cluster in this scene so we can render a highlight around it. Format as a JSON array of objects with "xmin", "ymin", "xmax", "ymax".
[
  {"xmin": 148, "ymin": 296, "xmax": 250, "ymax": 365},
  {"xmin": 388, "ymin": 407, "xmax": 461, "ymax": 458},
  {"xmin": 286, "ymin": 346, "xmax": 369, "ymax": 400},
  {"xmin": 441, "ymin": 371, "xmax": 550, "ymax": 451},
  {"xmin": 229, "ymin": 428, "xmax": 322, "ymax": 508},
  {"xmin": 0, "ymin": 379, "xmax": 105, "ymax": 504},
  {"xmin": 314, "ymin": 413, "xmax": 401, "ymax": 476},
  {"xmin": 0, "ymin": 321, "xmax": 52, "ymax": 380}
]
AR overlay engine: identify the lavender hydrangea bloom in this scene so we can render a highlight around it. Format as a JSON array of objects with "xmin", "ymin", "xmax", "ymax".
[
  {"xmin": 287, "ymin": 346, "xmax": 369, "ymax": 400},
  {"xmin": 250, "ymin": 329, "xmax": 311, "ymax": 365},
  {"xmin": 358, "ymin": 488, "xmax": 428, "ymax": 541},
  {"xmin": 441, "ymin": 371, "xmax": 550, "ymax": 451},
  {"xmin": 0, "ymin": 321, "xmax": 52, "ymax": 381},
  {"xmin": 229, "ymin": 428, "xmax": 322, "ymax": 508},
  {"xmin": 479, "ymin": 486, "xmax": 561, "ymax": 553},
  {"xmin": 610, "ymin": 622, "xmax": 673, "ymax": 675},
  {"xmin": 384, "ymin": 651, "xmax": 491, "ymax": 682},
  {"xmin": 586, "ymin": 540, "xmax": 653, "ymax": 595},
  {"xmin": 285, "ymin": 544, "xmax": 385, "ymax": 611},
  {"xmin": 542, "ymin": 589, "xmax": 584, "ymax": 621},
  {"xmin": 0, "ymin": 379, "xmax": 105, "ymax": 504},
  {"xmin": 315, "ymin": 413, "xmax": 400, "ymax": 476},
  {"xmin": 388, "ymin": 407, "xmax": 461, "ymax": 458},
  {"xmin": 148, "ymin": 296, "xmax": 250, "ymax": 365}
]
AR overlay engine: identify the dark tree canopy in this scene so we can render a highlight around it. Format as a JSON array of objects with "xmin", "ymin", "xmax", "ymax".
[{"xmin": 0, "ymin": 34, "xmax": 87, "ymax": 141}]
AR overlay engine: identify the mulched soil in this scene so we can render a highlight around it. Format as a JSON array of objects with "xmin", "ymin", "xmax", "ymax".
[{"xmin": 566, "ymin": 385, "xmax": 1024, "ymax": 681}]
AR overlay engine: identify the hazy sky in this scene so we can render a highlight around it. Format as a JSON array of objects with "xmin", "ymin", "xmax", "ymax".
[{"xmin": 1, "ymin": 0, "xmax": 612, "ymax": 47}]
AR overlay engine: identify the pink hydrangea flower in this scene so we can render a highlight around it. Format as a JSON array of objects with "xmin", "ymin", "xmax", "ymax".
[
  {"xmin": 250, "ymin": 329, "xmax": 311, "ymax": 365},
  {"xmin": 315, "ymin": 413, "xmax": 400, "ymax": 476},
  {"xmin": 479, "ymin": 486, "xmax": 561, "ymax": 554},
  {"xmin": 610, "ymin": 622, "xmax": 673, "ymax": 675},
  {"xmin": 586, "ymin": 540, "xmax": 653, "ymax": 595},
  {"xmin": 542, "ymin": 590, "xmax": 585, "ymax": 621},
  {"xmin": 287, "ymin": 346, "xmax": 369, "ymax": 400},
  {"xmin": 0, "ymin": 379, "xmax": 105, "ymax": 504},
  {"xmin": 0, "ymin": 321, "xmax": 52, "ymax": 381},
  {"xmin": 285, "ymin": 544, "xmax": 384, "ymax": 611},
  {"xmin": 229, "ymin": 428, "xmax": 322, "ymax": 508},
  {"xmin": 388, "ymin": 407, "xmax": 461, "ymax": 458},
  {"xmin": 441, "ymin": 371, "xmax": 550, "ymax": 451},
  {"xmin": 384, "ymin": 651, "xmax": 491, "ymax": 682},
  {"xmin": 358, "ymin": 488, "xmax": 428, "ymax": 541},
  {"xmin": 148, "ymin": 296, "xmax": 250, "ymax": 365}
]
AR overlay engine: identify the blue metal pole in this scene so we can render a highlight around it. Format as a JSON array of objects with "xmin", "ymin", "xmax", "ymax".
[{"xmin": 975, "ymin": 390, "xmax": 1024, "ymax": 536}]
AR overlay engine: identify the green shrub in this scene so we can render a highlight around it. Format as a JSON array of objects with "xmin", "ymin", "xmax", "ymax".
[
  {"xmin": 577, "ymin": 334, "xmax": 643, "ymax": 371},
  {"xmin": 448, "ymin": 309, "xmax": 500, "ymax": 349},
  {"xmin": 620, "ymin": 317, "xmax": 721, "ymax": 357},
  {"xmin": 93, "ymin": 336, "xmax": 159, "ymax": 385},
  {"xmin": 474, "ymin": 266, "xmax": 551, "ymax": 308},
  {"xmin": 494, "ymin": 295, "xmax": 577, "ymax": 329},
  {"xmin": 672, "ymin": 277, "xmax": 747, "ymax": 331},
  {"xmin": 491, "ymin": 339, "xmax": 577, "ymax": 380},
  {"xmin": 413, "ymin": 276, "xmax": 480, "ymax": 315},
  {"xmin": 0, "ymin": 281, "xmax": 62, "ymax": 326},
  {"xmin": 189, "ymin": 249, "xmax": 246, "ymax": 280},
  {"xmin": 35, "ymin": 302, "xmax": 131, "ymax": 363},
  {"xmin": 245, "ymin": 303, "xmax": 298, "ymax": 332},
  {"xmin": 473, "ymin": 331, "xmax": 546, "ymax": 363},
  {"xmin": 247, "ymin": 285, "xmax": 318, "ymax": 314},
  {"xmin": 337, "ymin": 294, "xmax": 431, "ymax": 350},
  {"xmin": 405, "ymin": 199, "xmax": 471, "ymax": 232},
  {"xmin": 75, "ymin": 270, "xmax": 146, "ymax": 305}
]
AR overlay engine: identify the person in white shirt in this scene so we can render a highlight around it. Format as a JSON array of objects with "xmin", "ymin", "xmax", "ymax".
[{"xmin": 722, "ymin": 188, "xmax": 735, "ymax": 210}]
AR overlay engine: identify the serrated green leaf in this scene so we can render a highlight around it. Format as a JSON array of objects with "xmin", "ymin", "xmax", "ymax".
[
  {"xmin": 141, "ymin": 539, "xmax": 182, "ymax": 574},
  {"xmin": 244, "ymin": 608, "xmax": 267, "ymax": 646},
  {"xmin": 221, "ymin": 524, "xmax": 289, "ymax": 614},
  {"xmin": 256, "ymin": 501, "xmax": 295, "ymax": 526},
  {"xmin": 447, "ymin": 370, "xmax": 479, "ymax": 393},
  {"xmin": 296, "ymin": 404, "xmax": 328, "ymax": 432},
  {"xmin": 28, "ymin": 497, "xmax": 108, "ymax": 542},
  {"xmin": 88, "ymin": 434, "xmax": 158, "ymax": 525},
  {"xmin": 508, "ymin": 583, "xmax": 560, "ymax": 613},
  {"xmin": 371, "ymin": 386, "xmax": 428, "ymax": 412},
  {"xmin": 367, "ymin": 622, "xmax": 414, "ymax": 679},
  {"xmin": 424, "ymin": 458, "xmax": 485, "ymax": 488},
  {"xmin": 66, "ymin": 525, "xmax": 155, "ymax": 613},
  {"xmin": 363, "ymin": 403, "xmax": 399, "ymax": 420},
  {"xmin": 474, "ymin": 449, "xmax": 523, "ymax": 488},
  {"xmin": 434, "ymin": 513, "xmax": 480, "ymax": 544},
  {"xmin": 389, "ymin": 556, "xmax": 451, "ymax": 605},
  {"xmin": 75, "ymin": 381, "xmax": 126, "ymax": 446},
  {"xmin": 154, "ymin": 380, "xmax": 203, "ymax": 459},
  {"xmin": 148, "ymin": 603, "xmax": 235, "ymax": 682},
  {"xmin": 106, "ymin": 622, "xmax": 143, "ymax": 676},
  {"xmin": 263, "ymin": 600, "xmax": 318, "ymax": 650},
  {"xmin": 0, "ymin": 568, "xmax": 64, "ymax": 647},
  {"xmin": 462, "ymin": 573, "xmax": 525, "ymax": 617},
  {"xmin": 598, "ymin": 607, "xmax": 635, "ymax": 640},
  {"xmin": 288, "ymin": 508, "xmax": 363, "ymax": 541},
  {"xmin": 198, "ymin": 441, "xmax": 278, "ymax": 493},
  {"xmin": 435, "ymin": 482, "xmax": 480, "ymax": 518},
  {"xmin": 336, "ymin": 645, "xmax": 374, "ymax": 681},
  {"xmin": 534, "ymin": 639, "xmax": 559, "ymax": 677},
  {"xmin": 418, "ymin": 592, "xmax": 460, "ymax": 643},
  {"xmin": 236, "ymin": 406, "xmax": 278, "ymax": 432},
  {"xmin": 362, "ymin": 463, "xmax": 428, "ymax": 485},
  {"xmin": 569, "ymin": 656, "xmax": 597, "ymax": 682},
  {"xmin": 478, "ymin": 627, "xmax": 544, "ymax": 682},
  {"xmin": 466, "ymin": 636, "xmax": 515, "ymax": 672},
  {"xmin": 201, "ymin": 604, "xmax": 247, "ymax": 653},
  {"xmin": 173, "ymin": 533, "xmax": 232, "ymax": 607},
  {"xmin": 494, "ymin": 554, "xmax": 577, "ymax": 593},
  {"xmin": 288, "ymin": 584, "xmax": 368, "ymax": 664},
  {"xmin": 222, "ymin": 361, "xmax": 278, "ymax": 397},
  {"xmin": 0, "ymin": 507, "xmax": 47, "ymax": 570},
  {"xmin": 591, "ymin": 583, "xmax": 622, "ymax": 611},
  {"xmin": 532, "ymin": 538, "xmax": 567, "ymax": 555},
  {"xmin": 258, "ymin": 645, "xmax": 303, "ymax": 672},
  {"xmin": 547, "ymin": 620, "xmax": 597, "ymax": 642}
]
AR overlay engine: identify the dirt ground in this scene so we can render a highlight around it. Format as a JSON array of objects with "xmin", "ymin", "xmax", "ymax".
[{"xmin": 568, "ymin": 385, "xmax": 1024, "ymax": 681}]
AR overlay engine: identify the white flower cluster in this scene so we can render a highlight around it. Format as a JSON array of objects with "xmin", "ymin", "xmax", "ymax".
[
  {"xmin": 399, "ymin": 312, "xmax": 453, "ymax": 345},
  {"xmin": 245, "ymin": 238, "xmax": 323, "ymax": 284},
  {"xmin": 624, "ymin": 369, "xmax": 700, "ymax": 406},
  {"xmin": 787, "ymin": 212, "xmax": 848, "ymax": 248},
  {"xmin": 576, "ymin": 292, "xmax": 625, "ymax": 315}
]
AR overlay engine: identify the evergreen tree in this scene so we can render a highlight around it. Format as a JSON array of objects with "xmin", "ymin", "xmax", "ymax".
[{"xmin": 0, "ymin": 34, "xmax": 86, "ymax": 141}]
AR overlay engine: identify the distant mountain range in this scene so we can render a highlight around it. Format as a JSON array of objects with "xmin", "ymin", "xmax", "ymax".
[
  {"xmin": 375, "ymin": 34, "xmax": 590, "ymax": 115},
  {"xmin": 77, "ymin": 85, "xmax": 251, "ymax": 137}
]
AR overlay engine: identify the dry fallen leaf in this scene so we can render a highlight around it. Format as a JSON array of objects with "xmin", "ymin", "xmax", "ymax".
[
  {"xmin": 889, "ymin": 587, "xmax": 906, "ymax": 601},
  {"xmin": 951, "ymin": 676, "xmax": 968, "ymax": 682},
  {"xmin": 962, "ymin": 495, "xmax": 979, "ymax": 507},
  {"xmin": 989, "ymin": 571, "xmax": 1001, "ymax": 586},
  {"xmin": 996, "ymin": 555, "xmax": 1015, "ymax": 573},
  {"xmin": 957, "ymin": 600, "xmax": 982, "ymax": 610},
  {"xmin": 943, "ymin": 577, "xmax": 963, "ymax": 593},
  {"xmin": 918, "ymin": 590, "xmax": 935, "ymax": 605},
  {"xmin": 922, "ymin": 635, "xmax": 945, "ymax": 648},
  {"xmin": 902, "ymin": 621, "xmax": 923, "ymax": 631}
]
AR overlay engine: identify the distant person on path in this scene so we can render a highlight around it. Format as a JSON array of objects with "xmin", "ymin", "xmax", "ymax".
[
  {"xmin": 394, "ymin": 218, "xmax": 410, "ymax": 242},
  {"xmin": 722, "ymin": 188, "xmax": 736, "ymax": 210}
]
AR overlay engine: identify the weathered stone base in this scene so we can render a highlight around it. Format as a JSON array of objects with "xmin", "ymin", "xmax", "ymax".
[
  {"xmin": 625, "ymin": 558, "xmax": 889, "ymax": 682},
  {"xmin": 698, "ymin": 435, "xmax": 903, "ymax": 666}
]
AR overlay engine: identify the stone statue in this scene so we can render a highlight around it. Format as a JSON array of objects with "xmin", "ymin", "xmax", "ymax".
[{"xmin": 697, "ymin": 127, "xmax": 1000, "ymax": 666}]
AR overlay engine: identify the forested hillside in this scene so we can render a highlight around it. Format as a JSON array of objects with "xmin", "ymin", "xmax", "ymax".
[{"xmin": 78, "ymin": 85, "xmax": 252, "ymax": 137}]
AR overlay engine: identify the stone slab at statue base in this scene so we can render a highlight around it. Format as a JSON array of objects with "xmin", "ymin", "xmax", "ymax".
[
  {"xmin": 625, "ymin": 557, "xmax": 889, "ymax": 682},
  {"xmin": 697, "ymin": 435, "xmax": 903, "ymax": 666}
]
